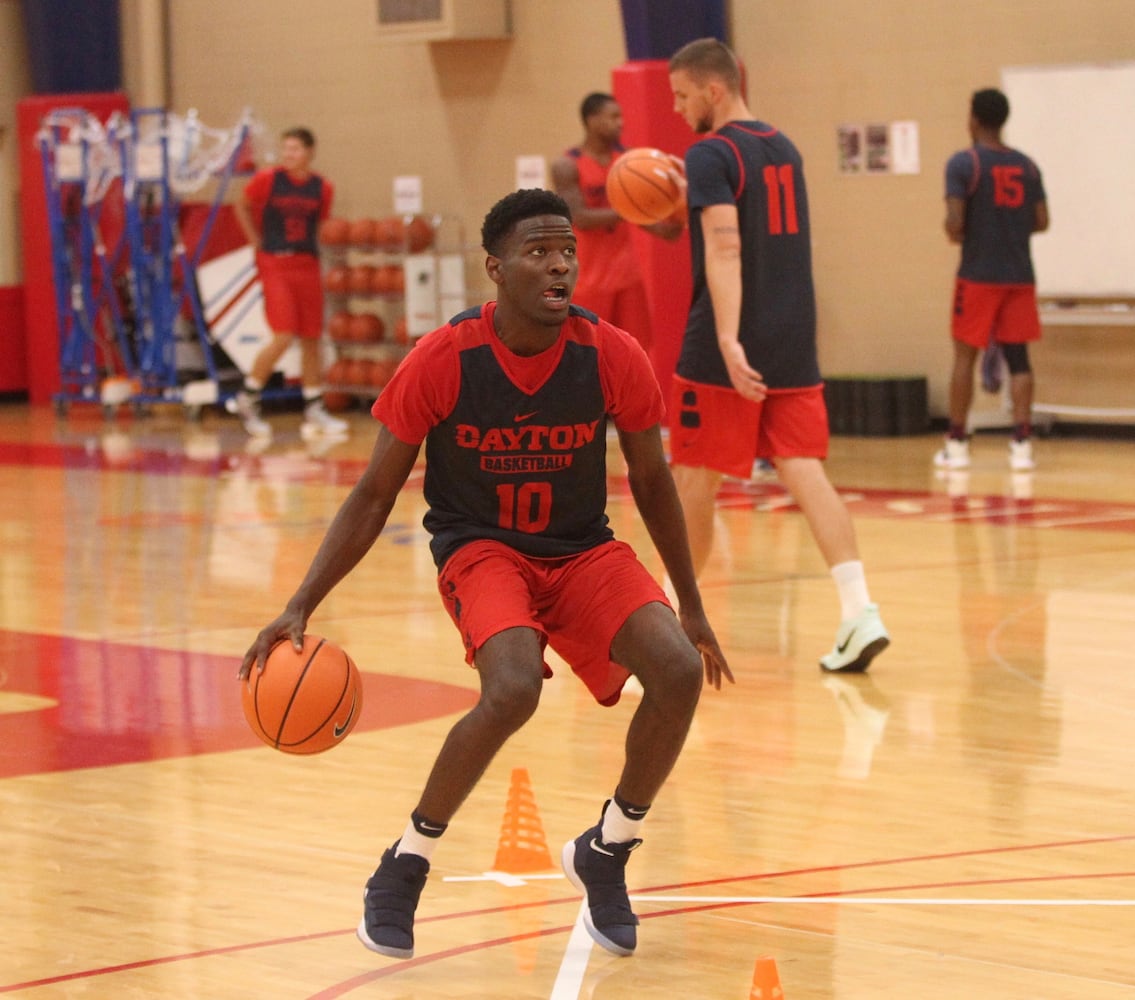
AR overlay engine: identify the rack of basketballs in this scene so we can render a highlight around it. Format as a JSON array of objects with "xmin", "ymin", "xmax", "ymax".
[{"xmin": 317, "ymin": 213, "xmax": 437, "ymax": 410}]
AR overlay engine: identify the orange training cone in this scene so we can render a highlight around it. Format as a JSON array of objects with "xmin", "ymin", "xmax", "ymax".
[
  {"xmin": 493, "ymin": 767, "xmax": 554, "ymax": 873},
  {"xmin": 750, "ymin": 955, "xmax": 784, "ymax": 1000}
]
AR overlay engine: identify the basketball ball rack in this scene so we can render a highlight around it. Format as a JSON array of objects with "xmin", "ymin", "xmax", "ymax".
[{"xmin": 38, "ymin": 106, "xmax": 255, "ymax": 418}]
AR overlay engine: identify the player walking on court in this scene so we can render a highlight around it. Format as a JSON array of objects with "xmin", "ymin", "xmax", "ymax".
[
  {"xmin": 935, "ymin": 88, "xmax": 1049, "ymax": 472},
  {"xmin": 231, "ymin": 126, "xmax": 348, "ymax": 440},
  {"xmin": 240, "ymin": 189, "xmax": 731, "ymax": 960},
  {"xmin": 666, "ymin": 38, "xmax": 890, "ymax": 673}
]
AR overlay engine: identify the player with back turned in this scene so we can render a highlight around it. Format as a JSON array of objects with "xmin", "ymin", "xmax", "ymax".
[
  {"xmin": 935, "ymin": 87, "xmax": 1049, "ymax": 472},
  {"xmin": 239, "ymin": 188, "xmax": 731, "ymax": 962},
  {"xmin": 666, "ymin": 37, "xmax": 890, "ymax": 674}
]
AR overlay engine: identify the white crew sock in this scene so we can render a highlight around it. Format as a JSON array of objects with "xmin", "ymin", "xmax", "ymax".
[
  {"xmin": 600, "ymin": 796, "xmax": 647, "ymax": 844},
  {"xmin": 830, "ymin": 560, "xmax": 870, "ymax": 620}
]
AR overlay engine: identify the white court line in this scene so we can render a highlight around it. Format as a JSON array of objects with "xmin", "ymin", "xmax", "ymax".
[
  {"xmin": 633, "ymin": 895, "xmax": 1135, "ymax": 906},
  {"xmin": 442, "ymin": 872, "xmax": 566, "ymax": 886},
  {"xmin": 549, "ymin": 904, "xmax": 594, "ymax": 1000}
]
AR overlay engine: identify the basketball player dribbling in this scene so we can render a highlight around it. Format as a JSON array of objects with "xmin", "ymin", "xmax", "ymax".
[{"xmin": 240, "ymin": 189, "xmax": 731, "ymax": 962}]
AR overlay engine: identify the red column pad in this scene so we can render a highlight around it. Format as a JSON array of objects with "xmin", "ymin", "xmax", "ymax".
[{"xmin": 612, "ymin": 61, "xmax": 697, "ymax": 422}]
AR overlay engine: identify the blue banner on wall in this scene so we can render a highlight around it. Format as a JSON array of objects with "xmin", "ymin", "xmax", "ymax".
[
  {"xmin": 20, "ymin": 0, "xmax": 122, "ymax": 94},
  {"xmin": 619, "ymin": 0, "xmax": 726, "ymax": 61}
]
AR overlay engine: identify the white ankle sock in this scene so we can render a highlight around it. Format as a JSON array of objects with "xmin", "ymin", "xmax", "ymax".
[
  {"xmin": 830, "ymin": 560, "xmax": 870, "ymax": 620},
  {"xmin": 600, "ymin": 797, "xmax": 646, "ymax": 844},
  {"xmin": 396, "ymin": 820, "xmax": 443, "ymax": 861}
]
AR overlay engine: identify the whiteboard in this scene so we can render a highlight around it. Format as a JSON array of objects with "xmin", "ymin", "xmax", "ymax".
[{"xmin": 1001, "ymin": 62, "xmax": 1135, "ymax": 298}]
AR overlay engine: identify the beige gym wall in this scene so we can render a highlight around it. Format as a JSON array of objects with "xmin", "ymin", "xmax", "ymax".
[{"xmin": 8, "ymin": 0, "xmax": 1134, "ymax": 414}]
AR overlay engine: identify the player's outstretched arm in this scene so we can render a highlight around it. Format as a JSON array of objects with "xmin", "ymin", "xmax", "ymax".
[
  {"xmin": 238, "ymin": 427, "xmax": 421, "ymax": 679},
  {"xmin": 617, "ymin": 425, "xmax": 734, "ymax": 689}
]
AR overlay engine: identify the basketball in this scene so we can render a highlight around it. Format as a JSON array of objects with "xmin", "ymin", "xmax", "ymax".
[
  {"xmin": 328, "ymin": 310, "xmax": 353, "ymax": 341},
  {"xmin": 349, "ymin": 312, "xmax": 385, "ymax": 342},
  {"xmin": 374, "ymin": 216, "xmax": 406, "ymax": 251},
  {"xmin": 405, "ymin": 215, "xmax": 435, "ymax": 252},
  {"xmin": 348, "ymin": 217, "xmax": 378, "ymax": 248},
  {"xmin": 323, "ymin": 390, "xmax": 353, "ymax": 413},
  {"xmin": 319, "ymin": 217, "xmax": 350, "ymax": 247},
  {"xmin": 605, "ymin": 147, "xmax": 685, "ymax": 225},
  {"xmin": 241, "ymin": 635, "xmax": 363, "ymax": 754},
  {"xmin": 324, "ymin": 265, "xmax": 350, "ymax": 294},
  {"xmin": 348, "ymin": 264, "xmax": 376, "ymax": 295}
]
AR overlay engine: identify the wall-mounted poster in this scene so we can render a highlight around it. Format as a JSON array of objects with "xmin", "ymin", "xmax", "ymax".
[{"xmin": 838, "ymin": 124, "xmax": 863, "ymax": 173}]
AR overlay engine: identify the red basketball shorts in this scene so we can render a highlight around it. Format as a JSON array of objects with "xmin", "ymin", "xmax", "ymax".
[
  {"xmin": 256, "ymin": 252, "xmax": 324, "ymax": 339},
  {"xmin": 436, "ymin": 538, "xmax": 669, "ymax": 706},
  {"xmin": 669, "ymin": 376, "xmax": 829, "ymax": 479},
  {"xmin": 951, "ymin": 278, "xmax": 1041, "ymax": 348}
]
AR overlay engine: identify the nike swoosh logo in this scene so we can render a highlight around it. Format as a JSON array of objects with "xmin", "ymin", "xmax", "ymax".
[
  {"xmin": 514, "ymin": 411, "xmax": 539, "ymax": 422},
  {"xmin": 589, "ymin": 837, "xmax": 616, "ymax": 857},
  {"xmin": 334, "ymin": 693, "xmax": 358, "ymax": 738},
  {"xmin": 836, "ymin": 628, "xmax": 857, "ymax": 655},
  {"xmin": 418, "ymin": 821, "xmax": 445, "ymax": 833}
]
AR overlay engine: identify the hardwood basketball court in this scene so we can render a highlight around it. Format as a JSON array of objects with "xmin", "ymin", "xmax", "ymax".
[{"xmin": 2, "ymin": 403, "xmax": 1133, "ymax": 999}]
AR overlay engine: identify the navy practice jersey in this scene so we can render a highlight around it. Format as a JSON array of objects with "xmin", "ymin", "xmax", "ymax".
[
  {"xmin": 945, "ymin": 144, "xmax": 1045, "ymax": 285},
  {"xmin": 680, "ymin": 120, "xmax": 821, "ymax": 390},
  {"xmin": 244, "ymin": 167, "xmax": 330, "ymax": 256},
  {"xmin": 372, "ymin": 301, "xmax": 664, "ymax": 570}
]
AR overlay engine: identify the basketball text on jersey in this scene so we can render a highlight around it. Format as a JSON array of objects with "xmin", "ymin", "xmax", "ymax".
[{"xmin": 456, "ymin": 420, "xmax": 600, "ymax": 473}]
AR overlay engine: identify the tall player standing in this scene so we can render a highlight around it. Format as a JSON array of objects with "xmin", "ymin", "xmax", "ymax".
[
  {"xmin": 666, "ymin": 38, "xmax": 890, "ymax": 674},
  {"xmin": 935, "ymin": 88, "xmax": 1049, "ymax": 472},
  {"xmin": 232, "ymin": 126, "xmax": 348, "ymax": 440}
]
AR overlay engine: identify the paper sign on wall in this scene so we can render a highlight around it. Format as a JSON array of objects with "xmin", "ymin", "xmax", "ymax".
[{"xmin": 393, "ymin": 175, "xmax": 423, "ymax": 215}]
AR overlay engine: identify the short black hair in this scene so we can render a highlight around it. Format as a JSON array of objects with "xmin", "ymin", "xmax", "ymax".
[
  {"xmin": 282, "ymin": 126, "xmax": 316, "ymax": 148},
  {"xmin": 481, "ymin": 189, "xmax": 572, "ymax": 256},
  {"xmin": 580, "ymin": 92, "xmax": 616, "ymax": 124},
  {"xmin": 971, "ymin": 89, "xmax": 1010, "ymax": 129}
]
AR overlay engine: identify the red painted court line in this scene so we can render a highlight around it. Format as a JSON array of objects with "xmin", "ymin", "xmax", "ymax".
[
  {"xmin": 306, "ymin": 868, "xmax": 1135, "ymax": 998},
  {"xmin": 641, "ymin": 831, "xmax": 1135, "ymax": 895},
  {"xmin": 5, "ymin": 833, "xmax": 1132, "ymax": 994}
]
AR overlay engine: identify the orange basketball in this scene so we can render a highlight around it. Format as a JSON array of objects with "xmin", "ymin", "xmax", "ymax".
[
  {"xmin": 328, "ymin": 310, "xmax": 353, "ymax": 341},
  {"xmin": 393, "ymin": 316, "xmax": 409, "ymax": 345},
  {"xmin": 405, "ymin": 215, "xmax": 435, "ymax": 252},
  {"xmin": 370, "ymin": 356, "xmax": 398, "ymax": 389},
  {"xmin": 319, "ymin": 217, "xmax": 351, "ymax": 247},
  {"xmin": 348, "ymin": 218, "xmax": 378, "ymax": 248},
  {"xmin": 605, "ymin": 147, "xmax": 684, "ymax": 225},
  {"xmin": 375, "ymin": 216, "xmax": 406, "ymax": 252},
  {"xmin": 342, "ymin": 358, "xmax": 370, "ymax": 386},
  {"xmin": 349, "ymin": 312, "xmax": 385, "ymax": 343},
  {"xmin": 323, "ymin": 390, "xmax": 353, "ymax": 413},
  {"xmin": 348, "ymin": 265, "xmax": 376, "ymax": 296},
  {"xmin": 372, "ymin": 264, "xmax": 404, "ymax": 295},
  {"xmin": 324, "ymin": 265, "xmax": 350, "ymax": 294},
  {"xmin": 241, "ymin": 635, "xmax": 362, "ymax": 755}
]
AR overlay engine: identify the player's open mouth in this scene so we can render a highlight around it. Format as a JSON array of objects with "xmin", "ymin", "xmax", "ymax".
[{"xmin": 543, "ymin": 284, "xmax": 569, "ymax": 304}]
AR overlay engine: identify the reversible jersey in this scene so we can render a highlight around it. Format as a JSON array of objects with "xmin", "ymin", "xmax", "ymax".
[
  {"xmin": 680, "ymin": 121, "xmax": 820, "ymax": 390},
  {"xmin": 243, "ymin": 167, "xmax": 332, "ymax": 256},
  {"xmin": 945, "ymin": 144, "xmax": 1045, "ymax": 285},
  {"xmin": 567, "ymin": 147, "xmax": 638, "ymax": 292},
  {"xmin": 372, "ymin": 301, "xmax": 664, "ymax": 570}
]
